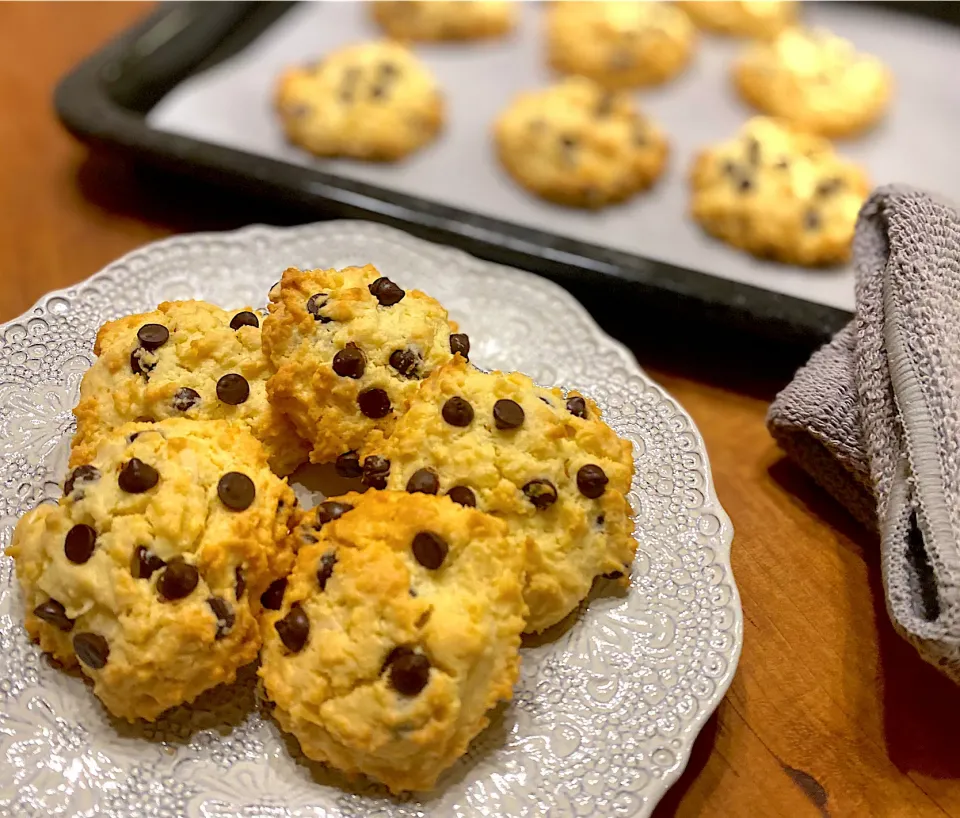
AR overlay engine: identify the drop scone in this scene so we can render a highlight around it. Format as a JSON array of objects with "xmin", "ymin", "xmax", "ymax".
[
  {"xmin": 262, "ymin": 264, "xmax": 464, "ymax": 466},
  {"xmin": 680, "ymin": 1, "xmax": 796, "ymax": 39},
  {"xmin": 71, "ymin": 300, "xmax": 309, "ymax": 476},
  {"xmin": 258, "ymin": 491, "xmax": 526, "ymax": 793},
  {"xmin": 360, "ymin": 357, "xmax": 636, "ymax": 633},
  {"xmin": 734, "ymin": 27, "xmax": 892, "ymax": 138},
  {"xmin": 494, "ymin": 77, "xmax": 668, "ymax": 209},
  {"xmin": 6, "ymin": 419, "xmax": 297, "ymax": 722},
  {"xmin": 371, "ymin": 1, "xmax": 516, "ymax": 41},
  {"xmin": 276, "ymin": 41, "xmax": 444, "ymax": 161},
  {"xmin": 690, "ymin": 117, "xmax": 870, "ymax": 266},
  {"xmin": 545, "ymin": 1, "xmax": 695, "ymax": 89}
]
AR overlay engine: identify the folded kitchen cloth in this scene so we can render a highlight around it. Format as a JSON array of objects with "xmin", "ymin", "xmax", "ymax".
[{"xmin": 767, "ymin": 185, "xmax": 960, "ymax": 681}]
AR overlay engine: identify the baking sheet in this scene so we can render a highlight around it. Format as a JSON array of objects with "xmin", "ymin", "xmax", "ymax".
[{"xmin": 148, "ymin": 1, "xmax": 960, "ymax": 312}]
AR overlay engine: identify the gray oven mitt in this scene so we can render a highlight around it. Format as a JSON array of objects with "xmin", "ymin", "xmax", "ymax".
[{"xmin": 767, "ymin": 185, "xmax": 960, "ymax": 681}]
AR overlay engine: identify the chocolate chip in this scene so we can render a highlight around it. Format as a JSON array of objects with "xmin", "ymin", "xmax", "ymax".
[
  {"xmin": 412, "ymin": 531, "xmax": 448, "ymax": 569},
  {"xmin": 387, "ymin": 650, "xmax": 431, "ymax": 696},
  {"xmin": 306, "ymin": 293, "xmax": 332, "ymax": 323},
  {"xmin": 720, "ymin": 158, "xmax": 737, "ymax": 177},
  {"xmin": 362, "ymin": 455, "xmax": 391, "ymax": 489},
  {"xmin": 275, "ymin": 604, "xmax": 310, "ymax": 653},
  {"xmin": 218, "ymin": 472, "xmax": 256, "ymax": 511},
  {"xmin": 137, "ymin": 323, "xmax": 169, "ymax": 351},
  {"xmin": 523, "ymin": 479, "xmax": 558, "ymax": 510},
  {"xmin": 333, "ymin": 343, "xmax": 365, "ymax": 379},
  {"xmin": 208, "ymin": 597, "xmax": 235, "ymax": 640},
  {"xmin": 406, "ymin": 469, "xmax": 439, "ymax": 495},
  {"xmin": 442, "ymin": 397, "xmax": 473, "ymax": 427},
  {"xmin": 260, "ymin": 578, "xmax": 287, "ymax": 610},
  {"xmin": 596, "ymin": 514, "xmax": 605, "ymax": 527},
  {"xmin": 217, "ymin": 374, "xmax": 250, "ymax": 405},
  {"xmin": 64, "ymin": 465, "xmax": 99, "ymax": 497},
  {"xmin": 157, "ymin": 558, "xmax": 199, "ymax": 601},
  {"xmin": 130, "ymin": 347, "xmax": 154, "ymax": 377},
  {"xmin": 603, "ymin": 570, "xmax": 625, "ymax": 580},
  {"xmin": 446, "ymin": 486, "xmax": 476, "ymax": 508},
  {"xmin": 64, "ymin": 524, "xmax": 97, "ymax": 564},
  {"xmin": 449, "ymin": 333, "xmax": 470, "ymax": 360},
  {"xmin": 118, "ymin": 458, "xmax": 159, "ymax": 493},
  {"xmin": 803, "ymin": 208, "xmax": 821, "ymax": 231},
  {"xmin": 559, "ymin": 134, "xmax": 577, "ymax": 164},
  {"xmin": 745, "ymin": 137, "xmax": 761, "ymax": 165},
  {"xmin": 230, "ymin": 311, "xmax": 259, "ymax": 330},
  {"xmin": 235, "ymin": 566, "xmax": 246, "ymax": 599},
  {"xmin": 73, "ymin": 632, "xmax": 109, "ymax": 669},
  {"xmin": 774, "ymin": 157, "xmax": 790, "ymax": 170},
  {"xmin": 33, "ymin": 599, "xmax": 73, "ymax": 632},
  {"xmin": 358, "ymin": 388, "xmax": 391, "ymax": 418},
  {"xmin": 369, "ymin": 276, "xmax": 405, "ymax": 306},
  {"xmin": 736, "ymin": 175, "xmax": 753, "ymax": 193},
  {"xmin": 316, "ymin": 500, "xmax": 354, "ymax": 525},
  {"xmin": 172, "ymin": 387, "xmax": 200, "ymax": 412},
  {"xmin": 816, "ymin": 177, "xmax": 844, "ymax": 197},
  {"xmin": 335, "ymin": 450, "xmax": 362, "ymax": 478},
  {"xmin": 389, "ymin": 348, "xmax": 420, "ymax": 378},
  {"xmin": 381, "ymin": 644, "xmax": 414, "ymax": 674},
  {"xmin": 493, "ymin": 399, "xmax": 524, "ymax": 430},
  {"xmin": 566, "ymin": 396, "xmax": 588, "ymax": 418},
  {"xmin": 370, "ymin": 83, "xmax": 388, "ymax": 100},
  {"xmin": 380, "ymin": 61, "xmax": 399, "ymax": 78},
  {"xmin": 339, "ymin": 66, "xmax": 361, "ymax": 102},
  {"xmin": 316, "ymin": 551, "xmax": 337, "ymax": 590},
  {"xmin": 131, "ymin": 545, "xmax": 165, "ymax": 579},
  {"xmin": 577, "ymin": 464, "xmax": 608, "ymax": 499}
]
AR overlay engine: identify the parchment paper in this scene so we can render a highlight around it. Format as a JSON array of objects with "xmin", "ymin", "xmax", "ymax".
[{"xmin": 148, "ymin": 1, "xmax": 960, "ymax": 312}]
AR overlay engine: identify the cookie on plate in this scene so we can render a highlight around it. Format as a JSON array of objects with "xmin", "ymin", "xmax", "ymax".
[
  {"xmin": 680, "ymin": 1, "xmax": 796, "ymax": 39},
  {"xmin": 371, "ymin": 1, "xmax": 516, "ymax": 41},
  {"xmin": 545, "ymin": 1, "xmax": 695, "ymax": 89},
  {"xmin": 276, "ymin": 41, "xmax": 444, "ymax": 161},
  {"xmin": 734, "ymin": 27, "xmax": 892, "ymax": 137},
  {"xmin": 360, "ymin": 356, "xmax": 636, "ymax": 633},
  {"xmin": 71, "ymin": 300, "xmax": 309, "ymax": 477},
  {"xmin": 7, "ymin": 419, "xmax": 297, "ymax": 722},
  {"xmin": 494, "ymin": 77, "xmax": 668, "ymax": 208},
  {"xmin": 689, "ymin": 117, "xmax": 870, "ymax": 266},
  {"xmin": 262, "ymin": 264, "xmax": 463, "ymax": 466},
  {"xmin": 258, "ymin": 490, "xmax": 526, "ymax": 793}
]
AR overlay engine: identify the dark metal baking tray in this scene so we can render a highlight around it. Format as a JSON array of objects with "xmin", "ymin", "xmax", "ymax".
[{"xmin": 54, "ymin": 1, "xmax": 960, "ymax": 353}]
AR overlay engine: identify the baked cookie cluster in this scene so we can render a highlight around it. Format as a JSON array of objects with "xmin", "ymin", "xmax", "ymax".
[
  {"xmin": 8, "ymin": 262, "xmax": 637, "ymax": 793},
  {"xmin": 690, "ymin": 117, "xmax": 870, "ymax": 266}
]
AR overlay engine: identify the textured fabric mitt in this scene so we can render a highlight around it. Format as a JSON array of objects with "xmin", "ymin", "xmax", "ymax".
[{"xmin": 767, "ymin": 185, "xmax": 960, "ymax": 681}]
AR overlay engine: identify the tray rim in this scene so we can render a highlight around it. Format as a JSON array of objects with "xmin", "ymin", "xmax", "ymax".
[{"xmin": 53, "ymin": 0, "xmax": 866, "ymax": 353}]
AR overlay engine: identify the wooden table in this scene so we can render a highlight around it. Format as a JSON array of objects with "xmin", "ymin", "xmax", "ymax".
[{"xmin": 3, "ymin": 4, "xmax": 959, "ymax": 816}]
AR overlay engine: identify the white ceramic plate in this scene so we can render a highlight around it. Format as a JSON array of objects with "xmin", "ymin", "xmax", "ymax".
[{"xmin": 0, "ymin": 222, "xmax": 740, "ymax": 818}]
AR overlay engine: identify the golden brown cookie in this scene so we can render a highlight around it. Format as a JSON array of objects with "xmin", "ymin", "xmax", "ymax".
[
  {"xmin": 71, "ymin": 300, "xmax": 309, "ymax": 477},
  {"xmin": 262, "ymin": 264, "xmax": 462, "ymax": 466},
  {"xmin": 689, "ymin": 117, "xmax": 870, "ymax": 266},
  {"xmin": 258, "ymin": 490, "xmax": 526, "ymax": 793},
  {"xmin": 7, "ymin": 419, "xmax": 297, "ymax": 722},
  {"xmin": 494, "ymin": 77, "xmax": 668, "ymax": 208},
  {"xmin": 680, "ymin": 1, "xmax": 797, "ymax": 39},
  {"xmin": 360, "ymin": 357, "xmax": 636, "ymax": 633},
  {"xmin": 276, "ymin": 41, "xmax": 444, "ymax": 161},
  {"xmin": 371, "ymin": 1, "xmax": 516, "ymax": 41},
  {"xmin": 734, "ymin": 27, "xmax": 893, "ymax": 137},
  {"xmin": 546, "ymin": 1, "xmax": 696, "ymax": 89}
]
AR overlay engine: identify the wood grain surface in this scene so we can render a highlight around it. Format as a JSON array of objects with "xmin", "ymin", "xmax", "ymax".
[{"xmin": 2, "ymin": 4, "xmax": 959, "ymax": 816}]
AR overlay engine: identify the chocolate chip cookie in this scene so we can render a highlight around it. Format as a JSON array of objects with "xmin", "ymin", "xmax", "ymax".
[
  {"xmin": 494, "ymin": 77, "xmax": 668, "ymax": 208},
  {"xmin": 371, "ymin": 1, "xmax": 516, "ymax": 41},
  {"xmin": 262, "ymin": 264, "xmax": 463, "ymax": 465},
  {"xmin": 71, "ymin": 300, "xmax": 309, "ymax": 476},
  {"xmin": 689, "ymin": 117, "xmax": 870, "ymax": 266},
  {"xmin": 734, "ymin": 27, "xmax": 893, "ymax": 137},
  {"xmin": 681, "ymin": 1, "xmax": 797, "ymax": 39},
  {"xmin": 360, "ymin": 357, "xmax": 636, "ymax": 633},
  {"xmin": 546, "ymin": 1, "xmax": 696, "ymax": 89},
  {"xmin": 258, "ymin": 490, "xmax": 526, "ymax": 792},
  {"xmin": 7, "ymin": 419, "xmax": 297, "ymax": 722},
  {"xmin": 276, "ymin": 41, "xmax": 444, "ymax": 161}
]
